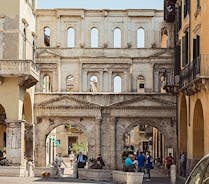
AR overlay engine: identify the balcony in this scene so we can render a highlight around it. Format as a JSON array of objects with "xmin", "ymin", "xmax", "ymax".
[
  {"xmin": 179, "ymin": 55, "xmax": 209, "ymax": 95},
  {"xmin": 0, "ymin": 60, "xmax": 39, "ymax": 88}
]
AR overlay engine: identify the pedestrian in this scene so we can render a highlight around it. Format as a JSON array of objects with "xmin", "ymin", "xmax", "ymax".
[
  {"xmin": 69, "ymin": 151, "xmax": 76, "ymax": 168},
  {"xmin": 77, "ymin": 152, "xmax": 87, "ymax": 168},
  {"xmin": 54, "ymin": 153, "xmax": 67, "ymax": 177},
  {"xmin": 124, "ymin": 154, "xmax": 136, "ymax": 172},
  {"xmin": 97, "ymin": 154, "xmax": 105, "ymax": 168},
  {"xmin": 165, "ymin": 153, "xmax": 174, "ymax": 176},
  {"xmin": 137, "ymin": 151, "xmax": 146, "ymax": 172},
  {"xmin": 145, "ymin": 151, "xmax": 153, "ymax": 181},
  {"xmin": 179, "ymin": 152, "xmax": 186, "ymax": 177}
]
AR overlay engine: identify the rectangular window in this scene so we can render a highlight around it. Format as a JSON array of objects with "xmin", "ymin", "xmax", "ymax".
[{"xmin": 139, "ymin": 83, "xmax": 144, "ymax": 89}]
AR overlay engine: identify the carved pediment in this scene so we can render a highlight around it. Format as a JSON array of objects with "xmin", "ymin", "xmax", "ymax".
[
  {"xmin": 111, "ymin": 96, "xmax": 175, "ymax": 108},
  {"xmin": 36, "ymin": 95, "xmax": 100, "ymax": 108},
  {"xmin": 37, "ymin": 49, "xmax": 61, "ymax": 58}
]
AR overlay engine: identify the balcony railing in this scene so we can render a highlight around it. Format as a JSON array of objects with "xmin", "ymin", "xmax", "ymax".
[
  {"xmin": 0, "ymin": 60, "xmax": 39, "ymax": 88},
  {"xmin": 178, "ymin": 55, "xmax": 209, "ymax": 95}
]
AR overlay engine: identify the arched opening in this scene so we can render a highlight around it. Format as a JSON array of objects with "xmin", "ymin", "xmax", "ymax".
[
  {"xmin": 123, "ymin": 125, "xmax": 165, "ymax": 168},
  {"xmin": 43, "ymin": 74, "xmax": 52, "ymax": 92},
  {"xmin": 66, "ymin": 75, "xmax": 75, "ymax": 92},
  {"xmin": 113, "ymin": 28, "xmax": 121, "ymax": 48},
  {"xmin": 179, "ymin": 95, "xmax": 187, "ymax": 155},
  {"xmin": 22, "ymin": 93, "xmax": 32, "ymax": 124},
  {"xmin": 89, "ymin": 75, "xmax": 98, "ymax": 92},
  {"xmin": 22, "ymin": 93, "xmax": 33, "ymax": 160},
  {"xmin": 0, "ymin": 104, "xmax": 6, "ymax": 152},
  {"xmin": 114, "ymin": 76, "xmax": 122, "ymax": 93},
  {"xmin": 137, "ymin": 28, "xmax": 145, "ymax": 48},
  {"xmin": 23, "ymin": 28, "xmax": 26, "ymax": 59},
  {"xmin": 91, "ymin": 28, "xmax": 99, "ymax": 48},
  {"xmin": 137, "ymin": 75, "xmax": 145, "ymax": 93},
  {"xmin": 161, "ymin": 28, "xmax": 169, "ymax": 48},
  {"xmin": 193, "ymin": 99, "xmax": 204, "ymax": 159},
  {"xmin": 67, "ymin": 28, "xmax": 75, "ymax": 48},
  {"xmin": 46, "ymin": 124, "xmax": 88, "ymax": 169},
  {"xmin": 44, "ymin": 27, "xmax": 50, "ymax": 47}
]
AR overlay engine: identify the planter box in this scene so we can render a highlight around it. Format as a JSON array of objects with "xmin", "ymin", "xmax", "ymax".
[
  {"xmin": 0, "ymin": 166, "xmax": 26, "ymax": 177},
  {"xmin": 112, "ymin": 170, "xmax": 144, "ymax": 184},
  {"xmin": 78, "ymin": 168, "xmax": 112, "ymax": 182}
]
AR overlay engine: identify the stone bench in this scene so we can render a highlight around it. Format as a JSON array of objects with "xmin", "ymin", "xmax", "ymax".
[
  {"xmin": 112, "ymin": 170, "xmax": 144, "ymax": 184},
  {"xmin": 0, "ymin": 166, "xmax": 26, "ymax": 177},
  {"xmin": 78, "ymin": 168, "xmax": 112, "ymax": 182}
]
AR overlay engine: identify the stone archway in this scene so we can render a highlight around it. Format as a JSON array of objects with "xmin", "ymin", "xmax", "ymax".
[
  {"xmin": 34, "ymin": 117, "xmax": 96, "ymax": 167},
  {"xmin": 179, "ymin": 95, "xmax": 187, "ymax": 154},
  {"xmin": 115, "ymin": 118, "xmax": 176, "ymax": 169},
  {"xmin": 193, "ymin": 99, "xmax": 204, "ymax": 159}
]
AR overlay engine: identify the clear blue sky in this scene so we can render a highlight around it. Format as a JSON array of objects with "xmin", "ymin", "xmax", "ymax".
[{"xmin": 37, "ymin": 0, "xmax": 163, "ymax": 9}]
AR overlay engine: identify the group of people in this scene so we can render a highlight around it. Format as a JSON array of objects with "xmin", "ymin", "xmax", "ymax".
[
  {"xmin": 53, "ymin": 152, "xmax": 105, "ymax": 177},
  {"xmin": 124, "ymin": 151, "xmax": 153, "ymax": 181}
]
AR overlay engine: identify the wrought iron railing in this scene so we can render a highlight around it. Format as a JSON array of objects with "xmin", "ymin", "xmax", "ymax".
[{"xmin": 179, "ymin": 55, "xmax": 209, "ymax": 88}]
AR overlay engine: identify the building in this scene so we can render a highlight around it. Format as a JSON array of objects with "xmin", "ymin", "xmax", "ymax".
[
  {"xmin": 0, "ymin": 0, "xmax": 39, "ymax": 175},
  {"xmin": 168, "ymin": 0, "xmax": 209, "ymax": 174},
  {"xmin": 0, "ymin": 0, "xmax": 177, "ymax": 175}
]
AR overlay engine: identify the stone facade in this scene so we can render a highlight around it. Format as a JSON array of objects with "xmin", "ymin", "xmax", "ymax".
[{"xmin": 34, "ymin": 9, "xmax": 176, "ymax": 169}]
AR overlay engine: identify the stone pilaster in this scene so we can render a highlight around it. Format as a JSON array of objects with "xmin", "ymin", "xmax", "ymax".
[
  {"xmin": 6, "ymin": 120, "xmax": 25, "ymax": 165},
  {"xmin": 95, "ymin": 116, "xmax": 102, "ymax": 157},
  {"xmin": 82, "ymin": 70, "xmax": 88, "ymax": 91},
  {"xmin": 101, "ymin": 113, "xmax": 117, "ymax": 169}
]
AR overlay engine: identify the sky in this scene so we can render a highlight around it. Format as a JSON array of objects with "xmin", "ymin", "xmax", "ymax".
[{"xmin": 37, "ymin": 0, "xmax": 163, "ymax": 10}]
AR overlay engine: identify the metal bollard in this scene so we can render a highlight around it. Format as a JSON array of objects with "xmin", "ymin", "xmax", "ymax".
[
  {"xmin": 27, "ymin": 161, "xmax": 33, "ymax": 177},
  {"xmin": 170, "ymin": 164, "xmax": 176, "ymax": 184}
]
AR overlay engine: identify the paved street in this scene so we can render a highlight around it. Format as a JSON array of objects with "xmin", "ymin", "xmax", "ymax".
[{"xmin": 0, "ymin": 176, "xmax": 185, "ymax": 184}]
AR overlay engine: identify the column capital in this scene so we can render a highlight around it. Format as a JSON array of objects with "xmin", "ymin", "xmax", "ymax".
[
  {"xmin": 5, "ymin": 120, "xmax": 25, "ymax": 127},
  {"xmin": 95, "ymin": 116, "xmax": 102, "ymax": 123}
]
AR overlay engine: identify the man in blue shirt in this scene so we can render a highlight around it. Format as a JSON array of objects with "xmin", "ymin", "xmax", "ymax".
[
  {"xmin": 124, "ymin": 154, "xmax": 135, "ymax": 172},
  {"xmin": 137, "ymin": 151, "xmax": 146, "ymax": 172}
]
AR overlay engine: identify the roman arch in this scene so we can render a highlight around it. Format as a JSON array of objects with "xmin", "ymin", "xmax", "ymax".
[{"xmin": 34, "ymin": 94, "xmax": 176, "ymax": 169}]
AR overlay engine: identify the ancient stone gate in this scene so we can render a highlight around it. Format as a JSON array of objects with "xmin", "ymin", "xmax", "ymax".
[{"xmin": 34, "ymin": 93, "xmax": 176, "ymax": 169}]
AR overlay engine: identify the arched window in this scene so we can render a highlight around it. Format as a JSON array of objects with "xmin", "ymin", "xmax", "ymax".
[
  {"xmin": 91, "ymin": 28, "xmax": 99, "ymax": 48},
  {"xmin": 161, "ymin": 28, "xmax": 168, "ymax": 48},
  {"xmin": 43, "ymin": 75, "xmax": 51, "ymax": 92},
  {"xmin": 66, "ymin": 75, "xmax": 75, "ymax": 92},
  {"xmin": 137, "ymin": 28, "xmax": 145, "ymax": 48},
  {"xmin": 137, "ymin": 75, "xmax": 145, "ymax": 93},
  {"xmin": 114, "ymin": 28, "xmax": 121, "ymax": 48},
  {"xmin": 114, "ymin": 76, "xmax": 122, "ymax": 92},
  {"xmin": 44, "ymin": 27, "xmax": 50, "ymax": 46},
  {"xmin": 67, "ymin": 28, "xmax": 75, "ymax": 48},
  {"xmin": 90, "ymin": 76, "xmax": 98, "ymax": 92},
  {"xmin": 23, "ymin": 28, "xmax": 26, "ymax": 59}
]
